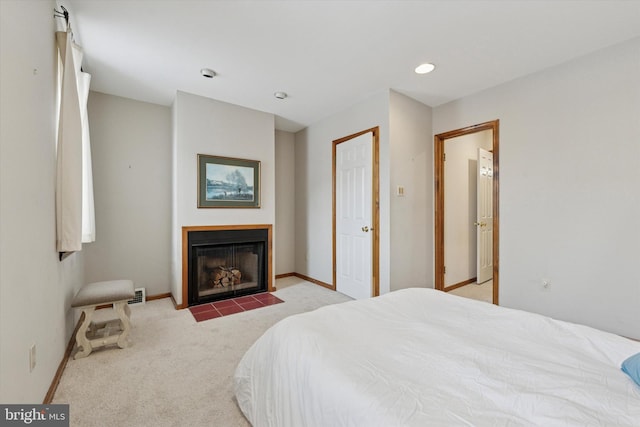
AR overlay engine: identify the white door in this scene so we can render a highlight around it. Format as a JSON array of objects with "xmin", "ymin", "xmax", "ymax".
[
  {"xmin": 336, "ymin": 133, "xmax": 373, "ymax": 300},
  {"xmin": 476, "ymin": 148, "xmax": 493, "ymax": 284}
]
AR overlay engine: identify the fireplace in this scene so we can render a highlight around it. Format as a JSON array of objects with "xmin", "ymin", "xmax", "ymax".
[{"xmin": 182, "ymin": 225, "xmax": 273, "ymax": 307}]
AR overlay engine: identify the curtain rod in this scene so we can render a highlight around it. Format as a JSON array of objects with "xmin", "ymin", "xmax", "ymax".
[{"xmin": 54, "ymin": 5, "xmax": 69, "ymax": 26}]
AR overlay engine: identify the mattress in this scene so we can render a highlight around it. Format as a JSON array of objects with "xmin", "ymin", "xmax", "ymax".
[{"xmin": 234, "ymin": 288, "xmax": 640, "ymax": 426}]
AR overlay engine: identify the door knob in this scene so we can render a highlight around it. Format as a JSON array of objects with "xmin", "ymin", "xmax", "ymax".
[
  {"xmin": 474, "ymin": 222, "xmax": 487, "ymax": 227},
  {"xmin": 361, "ymin": 226, "xmax": 369, "ymax": 232}
]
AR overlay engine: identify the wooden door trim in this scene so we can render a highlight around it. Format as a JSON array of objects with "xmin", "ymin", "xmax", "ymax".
[
  {"xmin": 434, "ymin": 120, "xmax": 500, "ymax": 305},
  {"xmin": 332, "ymin": 127, "xmax": 380, "ymax": 296}
]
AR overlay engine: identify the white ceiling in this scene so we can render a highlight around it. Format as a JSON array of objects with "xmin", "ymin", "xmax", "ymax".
[{"xmin": 62, "ymin": 0, "xmax": 640, "ymax": 132}]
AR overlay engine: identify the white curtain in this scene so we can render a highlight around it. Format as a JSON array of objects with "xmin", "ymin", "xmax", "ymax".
[
  {"xmin": 56, "ymin": 28, "xmax": 95, "ymax": 253},
  {"xmin": 74, "ymin": 43, "xmax": 96, "ymax": 243}
]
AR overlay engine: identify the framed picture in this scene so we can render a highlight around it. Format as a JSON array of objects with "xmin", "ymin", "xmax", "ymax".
[{"xmin": 198, "ymin": 154, "xmax": 261, "ymax": 208}]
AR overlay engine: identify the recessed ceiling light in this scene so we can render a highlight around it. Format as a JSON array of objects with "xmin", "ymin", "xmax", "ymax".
[
  {"xmin": 415, "ymin": 63, "xmax": 436, "ymax": 74},
  {"xmin": 200, "ymin": 68, "xmax": 216, "ymax": 78}
]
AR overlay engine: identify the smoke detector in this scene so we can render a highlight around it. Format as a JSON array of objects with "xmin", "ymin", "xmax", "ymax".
[
  {"xmin": 274, "ymin": 91, "xmax": 288, "ymax": 99},
  {"xmin": 200, "ymin": 68, "xmax": 216, "ymax": 78}
]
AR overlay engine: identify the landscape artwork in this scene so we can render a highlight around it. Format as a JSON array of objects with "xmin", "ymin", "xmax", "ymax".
[
  {"xmin": 206, "ymin": 163, "xmax": 254, "ymax": 201},
  {"xmin": 198, "ymin": 154, "xmax": 260, "ymax": 208}
]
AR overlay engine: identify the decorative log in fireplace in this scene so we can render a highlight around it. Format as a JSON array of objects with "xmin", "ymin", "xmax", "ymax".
[
  {"xmin": 181, "ymin": 225, "xmax": 273, "ymax": 308},
  {"xmin": 208, "ymin": 266, "xmax": 242, "ymax": 288}
]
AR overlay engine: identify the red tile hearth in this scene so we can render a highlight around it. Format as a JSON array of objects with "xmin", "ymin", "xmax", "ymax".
[{"xmin": 188, "ymin": 293, "xmax": 283, "ymax": 322}]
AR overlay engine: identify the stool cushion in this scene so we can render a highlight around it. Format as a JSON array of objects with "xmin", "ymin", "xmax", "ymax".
[{"xmin": 72, "ymin": 280, "xmax": 135, "ymax": 307}]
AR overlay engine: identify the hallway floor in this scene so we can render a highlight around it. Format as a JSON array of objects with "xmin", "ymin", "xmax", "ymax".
[{"xmin": 448, "ymin": 279, "xmax": 493, "ymax": 303}]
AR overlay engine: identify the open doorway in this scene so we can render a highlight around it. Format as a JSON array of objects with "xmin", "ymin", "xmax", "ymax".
[{"xmin": 434, "ymin": 120, "xmax": 499, "ymax": 305}]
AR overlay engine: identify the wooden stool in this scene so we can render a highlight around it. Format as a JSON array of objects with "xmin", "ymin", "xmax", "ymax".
[{"xmin": 71, "ymin": 280, "xmax": 135, "ymax": 359}]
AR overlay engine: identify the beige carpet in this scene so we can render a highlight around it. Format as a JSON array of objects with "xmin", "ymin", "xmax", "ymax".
[
  {"xmin": 52, "ymin": 277, "xmax": 352, "ymax": 426},
  {"xmin": 448, "ymin": 279, "xmax": 493, "ymax": 303}
]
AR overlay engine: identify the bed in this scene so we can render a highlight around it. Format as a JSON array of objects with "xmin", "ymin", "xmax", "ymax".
[{"xmin": 234, "ymin": 288, "xmax": 640, "ymax": 426}]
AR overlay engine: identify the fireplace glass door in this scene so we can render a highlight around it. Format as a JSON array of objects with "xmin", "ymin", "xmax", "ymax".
[{"xmin": 190, "ymin": 242, "xmax": 265, "ymax": 305}]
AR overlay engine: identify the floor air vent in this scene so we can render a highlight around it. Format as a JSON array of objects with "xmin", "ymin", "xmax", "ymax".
[{"xmin": 128, "ymin": 288, "xmax": 146, "ymax": 305}]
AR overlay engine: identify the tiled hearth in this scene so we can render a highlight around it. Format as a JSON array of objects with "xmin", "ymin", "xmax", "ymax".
[{"xmin": 188, "ymin": 292, "xmax": 283, "ymax": 322}]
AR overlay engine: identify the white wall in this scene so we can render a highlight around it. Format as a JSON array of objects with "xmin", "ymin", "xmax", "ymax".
[
  {"xmin": 389, "ymin": 91, "xmax": 433, "ymax": 290},
  {"xmin": 0, "ymin": 0, "xmax": 84, "ymax": 402},
  {"xmin": 295, "ymin": 91, "xmax": 391, "ymax": 293},
  {"xmin": 444, "ymin": 130, "xmax": 492, "ymax": 286},
  {"xmin": 275, "ymin": 130, "xmax": 295, "ymax": 275},
  {"xmin": 294, "ymin": 90, "xmax": 434, "ymax": 295},
  {"xmin": 171, "ymin": 91, "xmax": 275, "ymax": 304},
  {"xmin": 434, "ymin": 38, "xmax": 640, "ymax": 339},
  {"xmin": 83, "ymin": 92, "xmax": 172, "ymax": 297}
]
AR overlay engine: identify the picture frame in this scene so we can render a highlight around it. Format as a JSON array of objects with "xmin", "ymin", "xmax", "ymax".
[{"xmin": 197, "ymin": 154, "xmax": 261, "ymax": 208}]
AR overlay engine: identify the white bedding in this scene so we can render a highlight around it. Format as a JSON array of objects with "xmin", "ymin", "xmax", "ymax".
[{"xmin": 234, "ymin": 288, "xmax": 640, "ymax": 426}]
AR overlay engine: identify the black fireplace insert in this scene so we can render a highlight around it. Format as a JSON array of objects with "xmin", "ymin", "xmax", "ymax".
[{"xmin": 187, "ymin": 228, "xmax": 268, "ymax": 306}]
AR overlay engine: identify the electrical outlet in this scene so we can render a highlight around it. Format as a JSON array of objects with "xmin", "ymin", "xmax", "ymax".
[
  {"xmin": 29, "ymin": 344, "xmax": 36, "ymax": 372},
  {"xmin": 396, "ymin": 186, "xmax": 405, "ymax": 197}
]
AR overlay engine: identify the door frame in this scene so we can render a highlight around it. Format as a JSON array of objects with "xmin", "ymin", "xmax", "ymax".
[
  {"xmin": 332, "ymin": 127, "xmax": 380, "ymax": 297},
  {"xmin": 434, "ymin": 120, "xmax": 499, "ymax": 304}
]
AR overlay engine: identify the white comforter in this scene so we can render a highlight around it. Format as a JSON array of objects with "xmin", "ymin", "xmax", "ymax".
[{"xmin": 234, "ymin": 288, "xmax": 640, "ymax": 426}]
